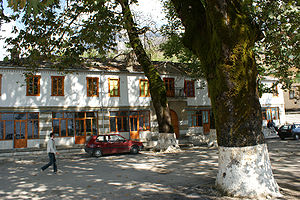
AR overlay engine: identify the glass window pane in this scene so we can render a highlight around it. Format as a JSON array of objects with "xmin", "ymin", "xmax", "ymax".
[
  {"xmin": 15, "ymin": 113, "xmax": 27, "ymax": 120},
  {"xmin": 67, "ymin": 119, "xmax": 74, "ymax": 136},
  {"xmin": 28, "ymin": 113, "xmax": 39, "ymax": 119},
  {"xmin": 86, "ymin": 112, "xmax": 96, "ymax": 118},
  {"xmin": 53, "ymin": 112, "xmax": 63, "ymax": 119},
  {"xmin": 75, "ymin": 120, "xmax": 85, "ymax": 136},
  {"xmin": 5, "ymin": 121, "xmax": 13, "ymax": 140},
  {"xmin": 266, "ymin": 109, "xmax": 272, "ymax": 121},
  {"xmin": 92, "ymin": 119, "xmax": 97, "ymax": 135},
  {"xmin": 117, "ymin": 117, "xmax": 122, "ymax": 132},
  {"xmin": 75, "ymin": 112, "xmax": 85, "ymax": 118},
  {"xmin": 61, "ymin": 120, "xmax": 67, "ymax": 137},
  {"xmin": 33, "ymin": 121, "xmax": 39, "ymax": 138},
  {"xmin": 65, "ymin": 112, "xmax": 75, "ymax": 119},
  {"xmin": 110, "ymin": 112, "xmax": 117, "ymax": 117},
  {"xmin": 53, "ymin": 120, "xmax": 60, "ymax": 136},
  {"xmin": 271, "ymin": 108, "xmax": 278, "ymax": 120},
  {"xmin": 110, "ymin": 117, "xmax": 116, "ymax": 132},
  {"xmin": 27, "ymin": 121, "xmax": 33, "ymax": 139},
  {"xmin": 120, "ymin": 111, "xmax": 128, "ymax": 116},
  {"xmin": 202, "ymin": 111, "xmax": 209, "ymax": 124},
  {"xmin": 2, "ymin": 113, "xmax": 14, "ymax": 120},
  {"xmin": 0, "ymin": 121, "xmax": 4, "ymax": 140},
  {"xmin": 86, "ymin": 119, "xmax": 92, "ymax": 136}
]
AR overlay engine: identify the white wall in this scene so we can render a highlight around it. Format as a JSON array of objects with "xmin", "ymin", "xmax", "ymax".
[
  {"xmin": 0, "ymin": 68, "xmax": 153, "ymax": 108},
  {"xmin": 0, "ymin": 68, "xmax": 210, "ymax": 108},
  {"xmin": 160, "ymin": 75, "xmax": 211, "ymax": 107},
  {"xmin": 259, "ymin": 79, "xmax": 286, "ymax": 125}
]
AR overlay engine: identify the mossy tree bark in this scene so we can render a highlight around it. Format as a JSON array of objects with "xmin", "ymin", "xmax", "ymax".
[
  {"xmin": 171, "ymin": 0, "xmax": 264, "ymax": 147},
  {"xmin": 171, "ymin": 0, "xmax": 280, "ymax": 197},
  {"xmin": 118, "ymin": 0, "xmax": 173, "ymax": 134}
]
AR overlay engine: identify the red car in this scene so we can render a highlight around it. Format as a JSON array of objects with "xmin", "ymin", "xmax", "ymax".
[{"xmin": 84, "ymin": 134, "xmax": 144, "ymax": 157}]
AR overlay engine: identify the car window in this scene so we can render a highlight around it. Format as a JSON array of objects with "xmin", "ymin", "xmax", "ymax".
[
  {"xmin": 281, "ymin": 125, "xmax": 291, "ymax": 130},
  {"xmin": 109, "ymin": 135, "xmax": 119, "ymax": 142},
  {"xmin": 294, "ymin": 124, "xmax": 300, "ymax": 128},
  {"xmin": 96, "ymin": 136, "xmax": 105, "ymax": 142}
]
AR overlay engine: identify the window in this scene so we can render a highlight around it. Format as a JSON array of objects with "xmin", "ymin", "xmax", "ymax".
[
  {"xmin": 52, "ymin": 111, "xmax": 98, "ymax": 137},
  {"xmin": 26, "ymin": 75, "xmax": 41, "ymax": 96},
  {"xmin": 51, "ymin": 76, "xmax": 64, "ymax": 96},
  {"xmin": 52, "ymin": 112, "xmax": 75, "ymax": 137},
  {"xmin": 190, "ymin": 111, "xmax": 202, "ymax": 127},
  {"xmin": 109, "ymin": 110, "xmax": 150, "ymax": 133},
  {"xmin": 110, "ymin": 111, "xmax": 129, "ymax": 132},
  {"xmin": 273, "ymin": 86, "xmax": 279, "ymax": 97},
  {"xmin": 184, "ymin": 80, "xmax": 195, "ymax": 97},
  {"xmin": 0, "ymin": 74, "xmax": 2, "ymax": 96},
  {"xmin": 109, "ymin": 78, "xmax": 120, "ymax": 97},
  {"xmin": 188, "ymin": 110, "xmax": 212, "ymax": 127},
  {"xmin": 140, "ymin": 79, "xmax": 150, "ymax": 97},
  {"xmin": 87, "ymin": 77, "xmax": 99, "ymax": 97},
  {"xmin": 164, "ymin": 78, "xmax": 175, "ymax": 97},
  {"xmin": 139, "ymin": 111, "xmax": 150, "ymax": 131},
  {"xmin": 262, "ymin": 107, "xmax": 279, "ymax": 121},
  {"xmin": 0, "ymin": 112, "xmax": 39, "ymax": 140},
  {"xmin": 289, "ymin": 90, "xmax": 295, "ymax": 99}
]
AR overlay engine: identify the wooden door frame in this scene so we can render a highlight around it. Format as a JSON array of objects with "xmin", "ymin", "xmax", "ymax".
[
  {"xmin": 202, "ymin": 110, "xmax": 210, "ymax": 134},
  {"xmin": 14, "ymin": 120, "xmax": 27, "ymax": 148},
  {"xmin": 129, "ymin": 115, "xmax": 139, "ymax": 140},
  {"xmin": 75, "ymin": 118, "xmax": 86, "ymax": 144}
]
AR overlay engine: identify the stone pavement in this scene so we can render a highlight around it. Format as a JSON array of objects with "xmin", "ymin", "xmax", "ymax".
[{"xmin": 0, "ymin": 138, "xmax": 299, "ymax": 200}]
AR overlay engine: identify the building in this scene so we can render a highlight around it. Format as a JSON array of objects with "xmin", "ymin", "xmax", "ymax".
[
  {"xmin": 0, "ymin": 61, "xmax": 286, "ymax": 150},
  {"xmin": 283, "ymin": 82, "xmax": 300, "ymax": 124},
  {"xmin": 0, "ymin": 60, "xmax": 215, "ymax": 150},
  {"xmin": 259, "ymin": 76, "xmax": 286, "ymax": 127}
]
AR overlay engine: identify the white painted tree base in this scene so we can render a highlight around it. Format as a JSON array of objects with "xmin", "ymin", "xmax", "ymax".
[
  {"xmin": 153, "ymin": 133, "xmax": 180, "ymax": 152},
  {"xmin": 216, "ymin": 143, "xmax": 282, "ymax": 198}
]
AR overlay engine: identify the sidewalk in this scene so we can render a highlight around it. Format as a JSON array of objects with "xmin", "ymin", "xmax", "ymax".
[{"xmin": 0, "ymin": 145, "xmax": 84, "ymax": 162}]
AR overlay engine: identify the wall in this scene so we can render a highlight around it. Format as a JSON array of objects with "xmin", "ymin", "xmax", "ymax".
[
  {"xmin": 259, "ymin": 79, "xmax": 286, "ymax": 125},
  {"xmin": 0, "ymin": 68, "xmax": 152, "ymax": 108}
]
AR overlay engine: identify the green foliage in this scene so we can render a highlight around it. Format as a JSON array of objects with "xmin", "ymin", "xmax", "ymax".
[
  {"xmin": 161, "ymin": 0, "xmax": 299, "ymax": 89},
  {"xmin": 252, "ymin": 0, "xmax": 299, "ymax": 89},
  {"xmin": 160, "ymin": 0, "xmax": 204, "ymax": 78},
  {"xmin": 4, "ymin": 0, "xmax": 122, "ymax": 70}
]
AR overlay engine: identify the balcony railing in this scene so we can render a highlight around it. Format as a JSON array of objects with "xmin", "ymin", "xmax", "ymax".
[{"xmin": 166, "ymin": 87, "xmax": 186, "ymax": 98}]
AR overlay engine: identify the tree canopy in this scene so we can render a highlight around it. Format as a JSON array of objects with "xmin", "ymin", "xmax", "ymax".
[{"xmin": 161, "ymin": 0, "xmax": 299, "ymax": 88}]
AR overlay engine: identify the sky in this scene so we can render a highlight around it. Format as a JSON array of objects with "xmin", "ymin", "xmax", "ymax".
[{"xmin": 0, "ymin": 0, "xmax": 166, "ymax": 61}]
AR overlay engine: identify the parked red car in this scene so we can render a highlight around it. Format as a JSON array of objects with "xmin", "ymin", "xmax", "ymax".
[{"xmin": 84, "ymin": 134, "xmax": 144, "ymax": 157}]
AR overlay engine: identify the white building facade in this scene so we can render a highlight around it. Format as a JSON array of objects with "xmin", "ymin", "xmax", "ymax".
[{"xmin": 0, "ymin": 62, "xmax": 285, "ymax": 150}]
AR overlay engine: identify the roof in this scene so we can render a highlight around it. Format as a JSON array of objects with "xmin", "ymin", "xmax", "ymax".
[{"xmin": 0, "ymin": 59, "xmax": 189, "ymax": 76}]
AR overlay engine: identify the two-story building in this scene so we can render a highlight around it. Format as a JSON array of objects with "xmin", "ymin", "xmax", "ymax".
[
  {"xmin": 0, "ymin": 60, "xmax": 215, "ymax": 150},
  {"xmin": 0, "ymin": 61, "xmax": 286, "ymax": 150}
]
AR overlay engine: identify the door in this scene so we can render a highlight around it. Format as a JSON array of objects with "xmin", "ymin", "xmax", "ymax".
[
  {"xmin": 14, "ymin": 120, "xmax": 27, "ymax": 148},
  {"xmin": 202, "ymin": 110, "xmax": 210, "ymax": 134},
  {"xmin": 129, "ymin": 115, "xmax": 139, "ymax": 140},
  {"xmin": 75, "ymin": 119, "xmax": 86, "ymax": 144},
  {"xmin": 170, "ymin": 110, "xmax": 179, "ymax": 138}
]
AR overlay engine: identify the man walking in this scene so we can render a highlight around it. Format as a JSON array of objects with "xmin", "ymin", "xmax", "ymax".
[{"xmin": 41, "ymin": 132, "xmax": 59, "ymax": 174}]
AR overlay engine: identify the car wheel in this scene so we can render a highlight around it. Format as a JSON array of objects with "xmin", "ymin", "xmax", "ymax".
[
  {"xmin": 294, "ymin": 134, "xmax": 299, "ymax": 140},
  {"xmin": 130, "ymin": 146, "xmax": 139, "ymax": 154},
  {"xmin": 94, "ymin": 149, "xmax": 102, "ymax": 157}
]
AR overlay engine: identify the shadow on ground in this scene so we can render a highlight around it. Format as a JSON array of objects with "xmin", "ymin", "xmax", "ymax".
[{"xmin": 0, "ymin": 138, "xmax": 299, "ymax": 200}]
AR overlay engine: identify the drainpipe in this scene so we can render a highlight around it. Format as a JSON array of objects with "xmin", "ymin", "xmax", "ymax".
[{"xmin": 100, "ymin": 71, "xmax": 105, "ymax": 133}]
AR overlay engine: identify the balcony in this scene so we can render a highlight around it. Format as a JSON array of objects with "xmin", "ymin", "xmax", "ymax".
[{"xmin": 166, "ymin": 87, "xmax": 187, "ymax": 99}]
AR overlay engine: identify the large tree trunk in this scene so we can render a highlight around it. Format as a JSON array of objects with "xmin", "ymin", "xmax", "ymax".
[
  {"xmin": 171, "ymin": 0, "xmax": 281, "ymax": 198},
  {"xmin": 118, "ymin": 0, "xmax": 173, "ymax": 134}
]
